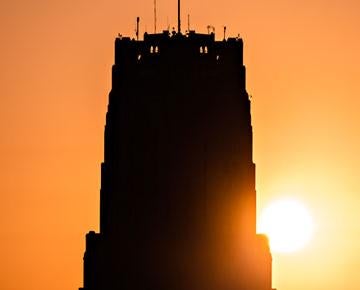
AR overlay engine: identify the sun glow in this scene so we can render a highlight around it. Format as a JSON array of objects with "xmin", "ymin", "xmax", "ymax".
[{"xmin": 258, "ymin": 199, "xmax": 314, "ymax": 253}]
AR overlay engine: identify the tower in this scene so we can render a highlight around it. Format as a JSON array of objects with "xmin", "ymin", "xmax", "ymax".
[{"xmin": 80, "ymin": 30, "xmax": 272, "ymax": 290}]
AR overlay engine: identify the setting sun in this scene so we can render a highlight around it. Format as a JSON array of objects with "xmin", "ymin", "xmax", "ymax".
[{"xmin": 258, "ymin": 199, "xmax": 314, "ymax": 253}]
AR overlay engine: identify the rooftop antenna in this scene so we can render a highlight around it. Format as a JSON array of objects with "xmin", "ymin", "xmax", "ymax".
[
  {"xmin": 187, "ymin": 14, "xmax": 190, "ymax": 31},
  {"xmin": 136, "ymin": 17, "xmax": 140, "ymax": 40},
  {"xmin": 207, "ymin": 25, "xmax": 215, "ymax": 34},
  {"xmin": 223, "ymin": 26, "xmax": 226, "ymax": 40},
  {"xmin": 178, "ymin": 0, "xmax": 181, "ymax": 33},
  {"xmin": 154, "ymin": 0, "xmax": 157, "ymax": 33}
]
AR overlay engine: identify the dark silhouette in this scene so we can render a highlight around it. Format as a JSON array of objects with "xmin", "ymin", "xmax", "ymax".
[{"xmin": 79, "ymin": 29, "xmax": 272, "ymax": 290}]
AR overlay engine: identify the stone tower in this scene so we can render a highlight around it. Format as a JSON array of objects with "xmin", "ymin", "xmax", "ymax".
[{"xmin": 80, "ymin": 30, "xmax": 272, "ymax": 290}]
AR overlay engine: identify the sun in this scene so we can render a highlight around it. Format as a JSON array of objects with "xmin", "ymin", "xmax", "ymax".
[{"xmin": 258, "ymin": 198, "xmax": 314, "ymax": 253}]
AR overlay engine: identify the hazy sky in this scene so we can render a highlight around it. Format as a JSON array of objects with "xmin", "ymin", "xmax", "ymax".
[{"xmin": 0, "ymin": 0, "xmax": 359, "ymax": 289}]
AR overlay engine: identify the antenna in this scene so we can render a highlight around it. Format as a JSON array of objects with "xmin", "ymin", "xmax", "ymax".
[
  {"xmin": 223, "ymin": 26, "xmax": 226, "ymax": 40},
  {"xmin": 187, "ymin": 14, "xmax": 190, "ymax": 31},
  {"xmin": 154, "ymin": 0, "xmax": 157, "ymax": 33},
  {"xmin": 207, "ymin": 25, "xmax": 215, "ymax": 34},
  {"xmin": 178, "ymin": 0, "xmax": 181, "ymax": 33},
  {"xmin": 136, "ymin": 17, "xmax": 140, "ymax": 40}
]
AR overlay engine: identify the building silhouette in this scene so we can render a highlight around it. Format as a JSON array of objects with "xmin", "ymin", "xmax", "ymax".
[{"xmin": 79, "ymin": 29, "xmax": 272, "ymax": 290}]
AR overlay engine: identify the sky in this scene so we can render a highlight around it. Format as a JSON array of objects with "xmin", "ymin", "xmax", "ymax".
[{"xmin": 0, "ymin": 0, "xmax": 359, "ymax": 289}]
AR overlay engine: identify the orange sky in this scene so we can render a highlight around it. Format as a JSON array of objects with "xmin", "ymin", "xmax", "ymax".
[{"xmin": 0, "ymin": 0, "xmax": 359, "ymax": 289}]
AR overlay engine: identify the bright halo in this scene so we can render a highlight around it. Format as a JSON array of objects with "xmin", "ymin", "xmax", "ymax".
[{"xmin": 258, "ymin": 198, "xmax": 314, "ymax": 253}]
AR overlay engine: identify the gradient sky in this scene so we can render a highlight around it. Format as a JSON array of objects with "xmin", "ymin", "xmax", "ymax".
[{"xmin": 0, "ymin": 0, "xmax": 359, "ymax": 289}]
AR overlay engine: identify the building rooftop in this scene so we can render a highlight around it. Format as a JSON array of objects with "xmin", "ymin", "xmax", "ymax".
[{"xmin": 117, "ymin": 30, "xmax": 242, "ymax": 43}]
